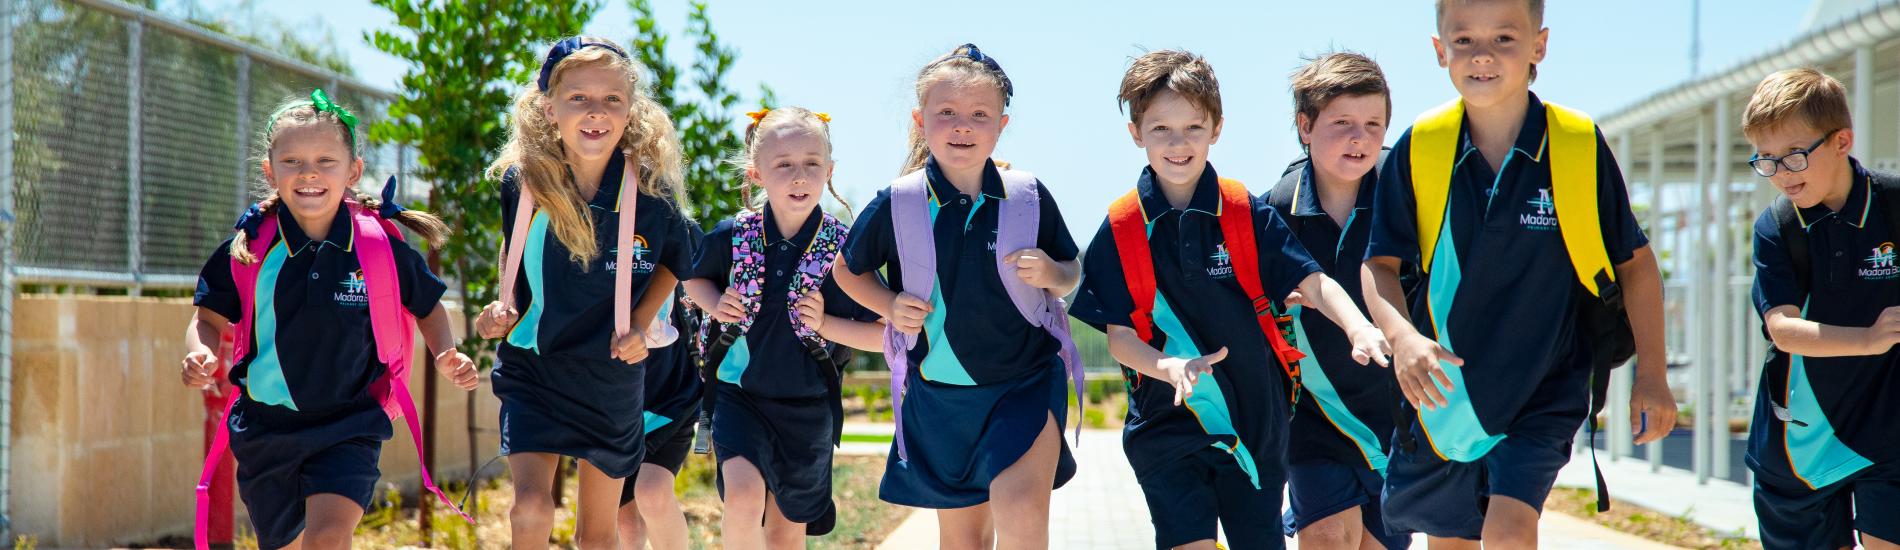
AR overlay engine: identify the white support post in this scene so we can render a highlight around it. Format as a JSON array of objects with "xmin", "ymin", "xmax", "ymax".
[
  {"xmin": 1610, "ymin": 132, "xmax": 1636, "ymax": 460},
  {"xmin": 1693, "ymin": 108, "xmax": 1713, "ymax": 484},
  {"xmin": 1712, "ymin": 95, "xmax": 1734, "ymax": 481},
  {"xmin": 1853, "ymin": 46, "xmax": 1872, "ymax": 160},
  {"xmin": 1648, "ymin": 128, "xmax": 1667, "ymax": 472}
]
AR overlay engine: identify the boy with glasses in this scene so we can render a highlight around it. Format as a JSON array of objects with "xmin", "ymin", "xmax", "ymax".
[{"xmin": 1746, "ymin": 67, "xmax": 1900, "ymax": 550}]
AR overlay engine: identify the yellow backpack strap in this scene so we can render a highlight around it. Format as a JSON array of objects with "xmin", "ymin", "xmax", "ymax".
[
  {"xmin": 1544, "ymin": 101, "xmax": 1614, "ymax": 296},
  {"xmin": 1410, "ymin": 99, "xmax": 1464, "ymax": 273}
]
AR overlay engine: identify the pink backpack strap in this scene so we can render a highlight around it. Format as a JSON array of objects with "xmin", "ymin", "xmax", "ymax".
[
  {"xmin": 200, "ymin": 206, "xmax": 277, "ymax": 548},
  {"xmin": 992, "ymin": 170, "xmax": 1084, "ymax": 445},
  {"xmin": 498, "ymin": 179, "xmax": 536, "ymax": 313},
  {"xmin": 884, "ymin": 170, "xmax": 936, "ymax": 462},
  {"xmin": 346, "ymin": 200, "xmax": 472, "ymax": 523},
  {"xmin": 613, "ymin": 151, "xmax": 641, "ymax": 344}
]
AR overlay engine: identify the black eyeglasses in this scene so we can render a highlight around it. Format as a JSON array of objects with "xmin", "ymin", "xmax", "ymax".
[{"xmin": 1749, "ymin": 129, "xmax": 1840, "ymax": 177}]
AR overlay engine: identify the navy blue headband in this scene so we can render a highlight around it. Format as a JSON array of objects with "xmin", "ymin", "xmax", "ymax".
[
  {"xmin": 954, "ymin": 43, "xmax": 1013, "ymax": 106},
  {"xmin": 537, "ymin": 37, "xmax": 631, "ymax": 92}
]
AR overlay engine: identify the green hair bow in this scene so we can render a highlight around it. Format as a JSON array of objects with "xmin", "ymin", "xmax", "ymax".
[{"xmin": 308, "ymin": 88, "xmax": 358, "ymax": 148}]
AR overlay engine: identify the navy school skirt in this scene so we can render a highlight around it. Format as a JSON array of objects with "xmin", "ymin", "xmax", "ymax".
[
  {"xmin": 879, "ymin": 361, "xmax": 1077, "ymax": 509},
  {"xmin": 492, "ymin": 349, "xmax": 646, "ymax": 478}
]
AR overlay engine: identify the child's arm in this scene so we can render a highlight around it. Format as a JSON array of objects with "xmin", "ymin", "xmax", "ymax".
[
  {"xmin": 181, "ymin": 307, "xmax": 230, "ymax": 392},
  {"xmin": 1364, "ymin": 256, "xmax": 1462, "ymax": 410},
  {"xmin": 833, "ymin": 256, "xmax": 932, "ymax": 336},
  {"xmin": 1763, "ymin": 305, "xmax": 1900, "ymax": 357},
  {"xmin": 1106, "ymin": 325, "xmax": 1227, "ymax": 406},
  {"xmin": 796, "ymin": 290, "xmax": 885, "ymax": 352},
  {"xmin": 417, "ymin": 303, "xmax": 478, "ymax": 391},
  {"xmin": 613, "ymin": 266, "xmax": 679, "ymax": 364},
  {"xmin": 1617, "ymin": 246, "xmax": 1677, "ymax": 443},
  {"xmin": 1291, "ymin": 271, "xmax": 1390, "ymax": 367}
]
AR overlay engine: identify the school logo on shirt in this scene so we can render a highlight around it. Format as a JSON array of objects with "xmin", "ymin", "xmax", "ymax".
[
  {"xmin": 1208, "ymin": 244, "xmax": 1234, "ymax": 279},
  {"xmin": 1862, "ymin": 242, "xmax": 1899, "ymax": 280},
  {"xmin": 1521, "ymin": 188, "xmax": 1559, "ymax": 231},
  {"xmin": 607, "ymin": 235, "xmax": 656, "ymax": 274},
  {"xmin": 334, "ymin": 270, "xmax": 370, "ymax": 307}
]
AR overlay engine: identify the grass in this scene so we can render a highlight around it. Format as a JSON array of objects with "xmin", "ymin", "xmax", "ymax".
[
  {"xmin": 1547, "ymin": 487, "xmax": 1760, "ymax": 550},
  {"xmin": 840, "ymin": 433, "xmax": 894, "ymax": 444},
  {"xmin": 337, "ymin": 453, "xmax": 904, "ymax": 549}
]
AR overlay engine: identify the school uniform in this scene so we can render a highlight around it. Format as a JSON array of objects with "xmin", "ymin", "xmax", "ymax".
[
  {"xmin": 492, "ymin": 152, "xmax": 695, "ymax": 479},
  {"xmin": 1268, "ymin": 157, "xmax": 1412, "ymax": 550},
  {"xmin": 1071, "ymin": 163, "xmax": 1318, "ymax": 549},
  {"xmin": 693, "ymin": 204, "xmax": 875, "ymax": 534},
  {"xmin": 843, "ymin": 157, "xmax": 1080, "ymax": 509},
  {"xmin": 194, "ymin": 204, "xmax": 446, "ymax": 550},
  {"xmin": 1364, "ymin": 92, "xmax": 1647, "ymax": 539},
  {"xmin": 1748, "ymin": 158, "xmax": 1900, "ymax": 549}
]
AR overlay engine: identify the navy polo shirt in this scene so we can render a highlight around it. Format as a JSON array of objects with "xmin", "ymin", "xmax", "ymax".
[
  {"xmin": 690, "ymin": 205, "xmax": 876, "ymax": 399},
  {"xmin": 195, "ymin": 204, "xmax": 447, "ymax": 424},
  {"xmin": 1069, "ymin": 163, "xmax": 1321, "ymax": 474},
  {"xmin": 497, "ymin": 153, "xmax": 695, "ymax": 365},
  {"xmin": 843, "ymin": 158, "xmax": 1079, "ymax": 385},
  {"xmin": 1752, "ymin": 158, "xmax": 1900, "ymax": 468},
  {"xmin": 1364, "ymin": 92, "xmax": 1647, "ymax": 437},
  {"xmin": 1272, "ymin": 157, "xmax": 1401, "ymax": 469}
]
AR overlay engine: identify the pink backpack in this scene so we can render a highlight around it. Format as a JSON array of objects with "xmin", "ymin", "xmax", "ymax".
[
  {"xmin": 195, "ymin": 194, "xmax": 469, "ymax": 550},
  {"xmin": 883, "ymin": 168, "xmax": 1082, "ymax": 462}
]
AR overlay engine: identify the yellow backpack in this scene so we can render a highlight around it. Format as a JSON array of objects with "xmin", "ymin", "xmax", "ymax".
[{"xmin": 1409, "ymin": 98, "xmax": 1635, "ymax": 512}]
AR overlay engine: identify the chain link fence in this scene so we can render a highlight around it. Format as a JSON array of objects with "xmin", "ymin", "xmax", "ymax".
[{"xmin": 7, "ymin": 0, "xmax": 416, "ymax": 290}]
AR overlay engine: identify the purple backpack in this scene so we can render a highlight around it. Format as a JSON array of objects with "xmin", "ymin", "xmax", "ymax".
[{"xmin": 883, "ymin": 168, "xmax": 1082, "ymax": 461}]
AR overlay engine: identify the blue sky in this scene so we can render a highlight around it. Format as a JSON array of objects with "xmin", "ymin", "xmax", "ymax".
[{"xmin": 246, "ymin": 0, "xmax": 1813, "ymax": 244}]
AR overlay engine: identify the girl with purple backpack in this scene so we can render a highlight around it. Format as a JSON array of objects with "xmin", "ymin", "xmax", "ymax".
[{"xmin": 834, "ymin": 43, "xmax": 1084, "ymax": 549}]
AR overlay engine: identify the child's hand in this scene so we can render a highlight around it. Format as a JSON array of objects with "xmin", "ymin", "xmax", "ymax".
[
  {"xmin": 612, "ymin": 330, "xmax": 650, "ymax": 364},
  {"xmin": 1283, "ymin": 290, "xmax": 1308, "ymax": 308},
  {"xmin": 1345, "ymin": 325, "xmax": 1392, "ymax": 367},
  {"xmin": 434, "ymin": 348, "xmax": 479, "ymax": 391},
  {"xmin": 1005, "ymin": 248, "xmax": 1061, "ymax": 290},
  {"xmin": 712, "ymin": 289, "xmax": 748, "ymax": 324},
  {"xmin": 1159, "ymin": 347, "xmax": 1227, "ymax": 406},
  {"xmin": 888, "ymin": 293, "xmax": 932, "ymax": 336},
  {"xmin": 180, "ymin": 351, "xmax": 221, "ymax": 395},
  {"xmin": 795, "ymin": 291, "xmax": 827, "ymax": 333},
  {"xmin": 1392, "ymin": 332, "xmax": 1462, "ymax": 410},
  {"xmin": 474, "ymin": 301, "xmax": 518, "ymax": 339},
  {"xmin": 1630, "ymin": 372, "xmax": 1678, "ymax": 444}
]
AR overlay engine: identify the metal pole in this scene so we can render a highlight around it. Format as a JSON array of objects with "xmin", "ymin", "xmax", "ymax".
[
  {"xmin": 235, "ymin": 55, "xmax": 251, "ymax": 213},
  {"xmin": 0, "ymin": 0, "xmax": 18, "ymax": 533},
  {"xmin": 1647, "ymin": 128, "xmax": 1667, "ymax": 472},
  {"xmin": 1712, "ymin": 95, "xmax": 1734, "ymax": 481},
  {"xmin": 1693, "ymin": 108, "xmax": 1713, "ymax": 484},
  {"xmin": 1853, "ymin": 46, "xmax": 1872, "ymax": 160},
  {"xmin": 125, "ymin": 17, "xmax": 144, "ymax": 296}
]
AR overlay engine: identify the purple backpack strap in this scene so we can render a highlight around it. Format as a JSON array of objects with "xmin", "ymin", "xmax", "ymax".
[
  {"xmin": 992, "ymin": 170, "xmax": 1084, "ymax": 445},
  {"xmin": 884, "ymin": 170, "xmax": 936, "ymax": 462}
]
